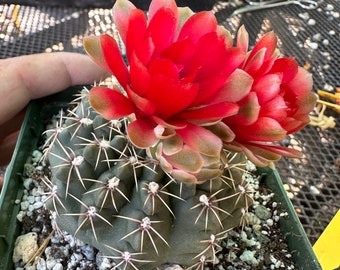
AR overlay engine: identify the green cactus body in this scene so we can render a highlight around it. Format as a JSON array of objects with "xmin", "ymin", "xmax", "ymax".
[{"xmin": 43, "ymin": 89, "xmax": 253, "ymax": 269}]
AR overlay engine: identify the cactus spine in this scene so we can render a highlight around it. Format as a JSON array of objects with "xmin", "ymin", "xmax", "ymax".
[{"xmin": 43, "ymin": 89, "xmax": 253, "ymax": 269}]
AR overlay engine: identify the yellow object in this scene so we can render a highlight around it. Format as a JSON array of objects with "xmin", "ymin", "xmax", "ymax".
[
  {"xmin": 313, "ymin": 210, "xmax": 340, "ymax": 270},
  {"xmin": 309, "ymin": 104, "xmax": 336, "ymax": 130},
  {"xmin": 317, "ymin": 90, "xmax": 340, "ymax": 113}
]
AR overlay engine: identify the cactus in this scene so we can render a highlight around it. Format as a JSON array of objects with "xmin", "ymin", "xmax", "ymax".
[
  {"xmin": 41, "ymin": 0, "xmax": 316, "ymax": 268},
  {"xmin": 42, "ymin": 89, "xmax": 253, "ymax": 269}
]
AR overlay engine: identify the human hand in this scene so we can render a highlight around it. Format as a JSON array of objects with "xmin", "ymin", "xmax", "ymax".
[{"xmin": 0, "ymin": 52, "xmax": 108, "ymax": 186}]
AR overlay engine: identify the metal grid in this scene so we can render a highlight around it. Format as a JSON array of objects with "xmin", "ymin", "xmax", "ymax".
[{"xmin": 0, "ymin": 1, "xmax": 339, "ymax": 245}]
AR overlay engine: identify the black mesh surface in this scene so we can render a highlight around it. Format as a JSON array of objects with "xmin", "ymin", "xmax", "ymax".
[{"xmin": 1, "ymin": 0, "xmax": 339, "ymax": 245}]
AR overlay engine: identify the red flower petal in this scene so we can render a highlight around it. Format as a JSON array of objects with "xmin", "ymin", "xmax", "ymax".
[
  {"xmin": 89, "ymin": 86, "xmax": 135, "ymax": 119},
  {"xmin": 147, "ymin": 6, "xmax": 177, "ymax": 56},
  {"xmin": 247, "ymin": 31, "xmax": 278, "ymax": 64},
  {"xmin": 192, "ymin": 47, "xmax": 246, "ymax": 106},
  {"xmin": 225, "ymin": 92, "xmax": 260, "ymax": 126},
  {"xmin": 126, "ymin": 85, "xmax": 156, "ymax": 116},
  {"xmin": 234, "ymin": 141, "xmax": 303, "ymax": 167},
  {"xmin": 162, "ymin": 134, "xmax": 183, "ymax": 155},
  {"xmin": 259, "ymin": 96, "xmax": 287, "ymax": 122},
  {"xmin": 252, "ymin": 73, "xmax": 282, "ymax": 104},
  {"xmin": 147, "ymin": 75, "xmax": 199, "ymax": 119},
  {"xmin": 189, "ymin": 33, "xmax": 231, "ymax": 82},
  {"xmin": 100, "ymin": 34, "xmax": 129, "ymax": 88},
  {"xmin": 285, "ymin": 67, "xmax": 313, "ymax": 97},
  {"xmin": 148, "ymin": 58, "xmax": 180, "ymax": 80},
  {"xmin": 135, "ymin": 36, "xmax": 156, "ymax": 66},
  {"xmin": 293, "ymin": 92, "xmax": 317, "ymax": 117},
  {"xmin": 148, "ymin": 0, "xmax": 178, "ymax": 22},
  {"xmin": 170, "ymin": 169, "xmax": 198, "ymax": 183},
  {"xmin": 112, "ymin": 0, "xmax": 137, "ymax": 44},
  {"xmin": 176, "ymin": 123, "xmax": 222, "ymax": 157},
  {"xmin": 252, "ymin": 143, "xmax": 302, "ymax": 158},
  {"xmin": 235, "ymin": 117, "xmax": 287, "ymax": 142},
  {"xmin": 127, "ymin": 118, "xmax": 158, "ymax": 148},
  {"xmin": 83, "ymin": 36, "xmax": 111, "ymax": 73},
  {"xmin": 164, "ymin": 144, "xmax": 203, "ymax": 173},
  {"xmin": 126, "ymin": 8, "xmax": 147, "ymax": 60},
  {"xmin": 204, "ymin": 69, "xmax": 253, "ymax": 105},
  {"xmin": 280, "ymin": 116, "xmax": 306, "ymax": 134},
  {"xmin": 238, "ymin": 143, "xmax": 282, "ymax": 166},
  {"xmin": 236, "ymin": 25, "xmax": 249, "ymax": 55},
  {"xmin": 177, "ymin": 11, "xmax": 217, "ymax": 43},
  {"xmin": 177, "ymin": 102, "xmax": 239, "ymax": 122},
  {"xmin": 243, "ymin": 48, "xmax": 266, "ymax": 76},
  {"xmin": 270, "ymin": 57, "xmax": 298, "ymax": 83},
  {"xmin": 206, "ymin": 122, "xmax": 235, "ymax": 143},
  {"xmin": 129, "ymin": 52, "xmax": 150, "ymax": 97},
  {"xmin": 151, "ymin": 116, "xmax": 188, "ymax": 129},
  {"xmin": 161, "ymin": 38, "xmax": 195, "ymax": 66}
]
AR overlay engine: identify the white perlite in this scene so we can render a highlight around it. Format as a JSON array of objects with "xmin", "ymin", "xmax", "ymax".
[{"xmin": 13, "ymin": 232, "xmax": 38, "ymax": 264}]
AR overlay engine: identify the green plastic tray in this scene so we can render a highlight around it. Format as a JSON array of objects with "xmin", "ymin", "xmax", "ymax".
[{"xmin": 0, "ymin": 87, "xmax": 321, "ymax": 270}]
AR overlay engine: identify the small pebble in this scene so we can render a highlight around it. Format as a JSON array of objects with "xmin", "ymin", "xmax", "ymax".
[
  {"xmin": 20, "ymin": 201, "xmax": 29, "ymax": 211},
  {"xmin": 246, "ymin": 212, "xmax": 261, "ymax": 225},
  {"xmin": 298, "ymin": 12, "xmax": 309, "ymax": 20},
  {"xmin": 240, "ymin": 250, "xmax": 259, "ymax": 266},
  {"xmin": 307, "ymin": 19, "xmax": 316, "ymax": 25},
  {"xmin": 52, "ymin": 263, "xmax": 64, "ymax": 270},
  {"xmin": 325, "ymin": 4, "xmax": 334, "ymax": 11},
  {"xmin": 27, "ymin": 195, "xmax": 35, "ymax": 204},
  {"xmin": 309, "ymin": 42, "xmax": 318, "ymax": 50},
  {"xmin": 266, "ymin": 219, "xmax": 274, "ymax": 226},
  {"xmin": 32, "ymin": 150, "xmax": 43, "ymax": 163},
  {"xmin": 310, "ymin": 186, "xmax": 320, "ymax": 195},
  {"xmin": 35, "ymin": 165, "xmax": 44, "ymax": 171},
  {"xmin": 33, "ymin": 201, "xmax": 44, "ymax": 209},
  {"xmin": 280, "ymin": 212, "xmax": 288, "ymax": 218},
  {"xmin": 23, "ymin": 178, "xmax": 33, "ymax": 190},
  {"xmin": 81, "ymin": 244, "xmax": 95, "ymax": 261},
  {"xmin": 255, "ymin": 205, "xmax": 271, "ymax": 220},
  {"xmin": 331, "ymin": 12, "xmax": 339, "ymax": 18},
  {"xmin": 12, "ymin": 232, "xmax": 38, "ymax": 263},
  {"xmin": 312, "ymin": 33, "xmax": 322, "ymax": 41},
  {"xmin": 322, "ymin": 39, "xmax": 329, "ymax": 46},
  {"xmin": 16, "ymin": 211, "xmax": 26, "ymax": 222},
  {"xmin": 324, "ymin": 83, "xmax": 334, "ymax": 92},
  {"xmin": 36, "ymin": 258, "xmax": 47, "ymax": 270}
]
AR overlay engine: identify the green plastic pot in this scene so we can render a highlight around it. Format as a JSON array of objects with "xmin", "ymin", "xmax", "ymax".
[{"xmin": 0, "ymin": 87, "xmax": 321, "ymax": 270}]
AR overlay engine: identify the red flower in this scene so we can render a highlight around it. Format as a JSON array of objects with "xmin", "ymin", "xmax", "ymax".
[
  {"xmin": 84, "ymin": 0, "xmax": 316, "ymax": 177},
  {"xmin": 84, "ymin": 0, "xmax": 247, "ymax": 182},
  {"xmin": 221, "ymin": 26, "xmax": 317, "ymax": 166}
]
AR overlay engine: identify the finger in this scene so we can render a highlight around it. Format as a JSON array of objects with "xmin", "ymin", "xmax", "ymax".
[
  {"xmin": 0, "ymin": 130, "xmax": 20, "ymax": 167},
  {"xmin": 0, "ymin": 52, "xmax": 109, "ymax": 126}
]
